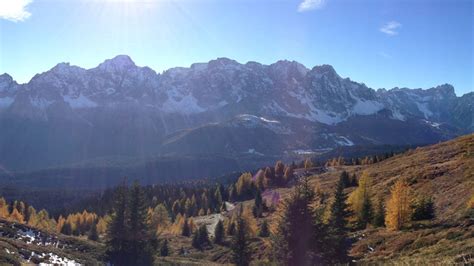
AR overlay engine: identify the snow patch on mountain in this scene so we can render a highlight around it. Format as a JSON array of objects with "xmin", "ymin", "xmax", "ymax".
[
  {"xmin": 233, "ymin": 114, "xmax": 292, "ymax": 134},
  {"xmin": 30, "ymin": 97, "xmax": 54, "ymax": 109},
  {"xmin": 0, "ymin": 97, "xmax": 14, "ymax": 108},
  {"xmin": 352, "ymin": 99, "xmax": 384, "ymax": 115},
  {"xmin": 162, "ymin": 93, "xmax": 205, "ymax": 114},
  {"xmin": 64, "ymin": 94, "xmax": 98, "ymax": 109},
  {"xmin": 415, "ymin": 101, "xmax": 433, "ymax": 119}
]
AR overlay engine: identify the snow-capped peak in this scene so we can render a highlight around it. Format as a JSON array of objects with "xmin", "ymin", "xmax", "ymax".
[{"xmin": 97, "ymin": 55, "xmax": 136, "ymax": 72}]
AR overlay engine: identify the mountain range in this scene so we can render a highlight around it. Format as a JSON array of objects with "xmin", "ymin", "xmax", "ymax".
[{"xmin": 0, "ymin": 55, "xmax": 472, "ymax": 173}]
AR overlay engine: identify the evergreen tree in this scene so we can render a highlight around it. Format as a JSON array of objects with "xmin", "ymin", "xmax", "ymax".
[
  {"xmin": 227, "ymin": 221, "xmax": 236, "ymax": 236},
  {"xmin": 198, "ymin": 224, "xmax": 210, "ymax": 247},
  {"xmin": 192, "ymin": 231, "xmax": 201, "ymax": 250},
  {"xmin": 373, "ymin": 198, "xmax": 386, "ymax": 227},
  {"xmin": 232, "ymin": 214, "xmax": 251, "ymax": 266},
  {"xmin": 350, "ymin": 173, "xmax": 358, "ymax": 187},
  {"xmin": 252, "ymin": 190, "xmax": 263, "ymax": 218},
  {"xmin": 328, "ymin": 173, "xmax": 350, "ymax": 263},
  {"xmin": 411, "ymin": 196, "xmax": 435, "ymax": 221},
  {"xmin": 106, "ymin": 183, "xmax": 129, "ymax": 265},
  {"xmin": 272, "ymin": 177, "xmax": 332, "ymax": 265},
  {"xmin": 61, "ymin": 222, "xmax": 73, "ymax": 235},
  {"xmin": 182, "ymin": 218, "xmax": 191, "ymax": 237},
  {"xmin": 258, "ymin": 220, "xmax": 270, "ymax": 237},
  {"xmin": 214, "ymin": 220, "xmax": 225, "ymax": 244},
  {"xmin": 128, "ymin": 181, "xmax": 156, "ymax": 265},
  {"xmin": 340, "ymin": 171, "xmax": 350, "ymax": 188},
  {"xmin": 160, "ymin": 239, "xmax": 169, "ymax": 257},
  {"xmin": 88, "ymin": 222, "xmax": 99, "ymax": 241},
  {"xmin": 359, "ymin": 195, "xmax": 373, "ymax": 228}
]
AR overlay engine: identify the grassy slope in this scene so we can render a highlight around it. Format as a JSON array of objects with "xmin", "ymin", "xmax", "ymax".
[{"xmin": 262, "ymin": 133, "xmax": 474, "ymax": 264}]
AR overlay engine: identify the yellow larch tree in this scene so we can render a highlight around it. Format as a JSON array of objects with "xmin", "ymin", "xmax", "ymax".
[
  {"xmin": 0, "ymin": 197, "xmax": 9, "ymax": 219},
  {"xmin": 385, "ymin": 178, "xmax": 413, "ymax": 230},
  {"xmin": 9, "ymin": 208, "xmax": 24, "ymax": 223}
]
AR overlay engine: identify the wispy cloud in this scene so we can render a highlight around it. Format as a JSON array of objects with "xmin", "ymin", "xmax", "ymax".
[
  {"xmin": 298, "ymin": 0, "xmax": 325, "ymax": 12},
  {"xmin": 0, "ymin": 0, "xmax": 33, "ymax": 22},
  {"xmin": 378, "ymin": 52, "xmax": 392, "ymax": 59},
  {"xmin": 380, "ymin": 21, "xmax": 402, "ymax": 36}
]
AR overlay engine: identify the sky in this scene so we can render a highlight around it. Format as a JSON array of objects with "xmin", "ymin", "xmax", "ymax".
[{"xmin": 0, "ymin": 0, "xmax": 472, "ymax": 95}]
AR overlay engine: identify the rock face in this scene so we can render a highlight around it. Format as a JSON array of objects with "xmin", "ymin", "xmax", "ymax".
[{"xmin": 0, "ymin": 55, "xmax": 472, "ymax": 171}]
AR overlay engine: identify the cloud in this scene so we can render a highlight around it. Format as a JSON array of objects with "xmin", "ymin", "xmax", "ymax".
[
  {"xmin": 380, "ymin": 21, "xmax": 402, "ymax": 36},
  {"xmin": 298, "ymin": 0, "xmax": 325, "ymax": 12},
  {"xmin": 0, "ymin": 0, "xmax": 33, "ymax": 22},
  {"xmin": 378, "ymin": 52, "xmax": 392, "ymax": 59}
]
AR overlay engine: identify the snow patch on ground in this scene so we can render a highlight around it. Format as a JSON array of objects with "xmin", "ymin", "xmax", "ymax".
[
  {"xmin": 246, "ymin": 148, "xmax": 264, "ymax": 156},
  {"xmin": 423, "ymin": 120, "xmax": 441, "ymax": 129}
]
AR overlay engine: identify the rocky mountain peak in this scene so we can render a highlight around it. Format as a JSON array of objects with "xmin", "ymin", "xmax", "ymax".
[{"xmin": 96, "ymin": 55, "xmax": 136, "ymax": 72}]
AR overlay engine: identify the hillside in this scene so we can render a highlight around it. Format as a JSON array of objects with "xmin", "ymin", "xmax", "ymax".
[{"xmin": 0, "ymin": 134, "xmax": 472, "ymax": 264}]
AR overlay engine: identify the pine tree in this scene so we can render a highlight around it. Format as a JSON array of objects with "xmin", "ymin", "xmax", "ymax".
[
  {"xmin": 258, "ymin": 220, "xmax": 270, "ymax": 237},
  {"xmin": 373, "ymin": 197, "xmax": 385, "ymax": 227},
  {"xmin": 182, "ymin": 218, "xmax": 191, "ymax": 237},
  {"xmin": 252, "ymin": 190, "xmax": 263, "ymax": 218},
  {"xmin": 128, "ymin": 181, "xmax": 156, "ymax": 265},
  {"xmin": 340, "ymin": 171, "xmax": 350, "ymax": 188},
  {"xmin": 61, "ymin": 222, "xmax": 73, "ymax": 235},
  {"xmin": 411, "ymin": 196, "xmax": 435, "ymax": 221},
  {"xmin": 160, "ymin": 239, "xmax": 169, "ymax": 256},
  {"xmin": 328, "ymin": 173, "xmax": 350, "ymax": 263},
  {"xmin": 198, "ymin": 224, "xmax": 210, "ymax": 247},
  {"xmin": 192, "ymin": 231, "xmax": 201, "ymax": 250},
  {"xmin": 214, "ymin": 220, "xmax": 225, "ymax": 244},
  {"xmin": 272, "ymin": 177, "xmax": 331, "ymax": 265},
  {"xmin": 359, "ymin": 195, "xmax": 373, "ymax": 228},
  {"xmin": 386, "ymin": 179, "xmax": 413, "ymax": 230},
  {"xmin": 227, "ymin": 221, "xmax": 236, "ymax": 236},
  {"xmin": 106, "ymin": 183, "xmax": 129, "ymax": 265},
  {"xmin": 232, "ymin": 214, "xmax": 251, "ymax": 266},
  {"xmin": 88, "ymin": 222, "xmax": 99, "ymax": 241}
]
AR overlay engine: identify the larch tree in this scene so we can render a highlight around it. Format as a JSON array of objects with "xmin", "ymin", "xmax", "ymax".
[
  {"xmin": 0, "ymin": 197, "xmax": 9, "ymax": 219},
  {"xmin": 385, "ymin": 179, "xmax": 413, "ymax": 230},
  {"xmin": 348, "ymin": 171, "xmax": 373, "ymax": 228}
]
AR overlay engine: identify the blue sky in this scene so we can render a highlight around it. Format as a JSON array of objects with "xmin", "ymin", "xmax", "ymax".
[{"xmin": 0, "ymin": 0, "xmax": 472, "ymax": 95}]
